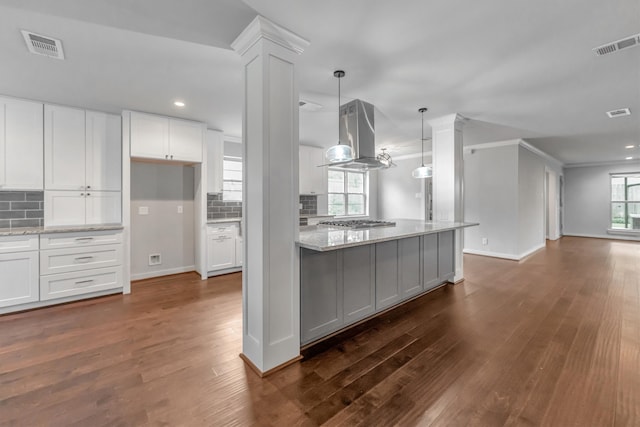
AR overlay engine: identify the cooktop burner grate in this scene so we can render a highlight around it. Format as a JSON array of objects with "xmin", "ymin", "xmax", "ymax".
[{"xmin": 318, "ymin": 219, "xmax": 396, "ymax": 229}]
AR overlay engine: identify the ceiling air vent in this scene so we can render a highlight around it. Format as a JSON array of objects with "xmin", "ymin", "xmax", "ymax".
[
  {"xmin": 606, "ymin": 108, "xmax": 631, "ymax": 118},
  {"xmin": 593, "ymin": 33, "xmax": 640, "ymax": 56},
  {"xmin": 21, "ymin": 30, "xmax": 65, "ymax": 59}
]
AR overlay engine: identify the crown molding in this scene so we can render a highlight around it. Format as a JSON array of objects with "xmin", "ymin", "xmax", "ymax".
[
  {"xmin": 427, "ymin": 113, "xmax": 466, "ymax": 129},
  {"xmin": 231, "ymin": 15, "xmax": 310, "ymax": 56},
  {"xmin": 518, "ymin": 140, "xmax": 564, "ymax": 170},
  {"xmin": 564, "ymin": 159, "xmax": 640, "ymax": 168},
  {"xmin": 463, "ymin": 138, "xmax": 564, "ymax": 170}
]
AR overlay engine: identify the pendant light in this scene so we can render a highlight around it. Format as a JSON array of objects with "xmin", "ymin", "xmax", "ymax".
[
  {"xmin": 325, "ymin": 70, "xmax": 354, "ymax": 163},
  {"xmin": 412, "ymin": 107, "xmax": 432, "ymax": 179}
]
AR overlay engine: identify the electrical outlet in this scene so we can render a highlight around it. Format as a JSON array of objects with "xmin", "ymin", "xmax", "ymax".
[
  {"xmin": 138, "ymin": 206, "xmax": 149, "ymax": 215},
  {"xmin": 177, "ymin": 205, "xmax": 183, "ymax": 214},
  {"xmin": 482, "ymin": 237, "xmax": 488, "ymax": 245},
  {"xmin": 149, "ymin": 254, "xmax": 161, "ymax": 266}
]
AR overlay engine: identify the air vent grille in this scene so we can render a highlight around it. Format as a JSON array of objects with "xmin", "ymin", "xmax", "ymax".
[
  {"xmin": 606, "ymin": 108, "xmax": 631, "ymax": 118},
  {"xmin": 593, "ymin": 34, "xmax": 640, "ymax": 56},
  {"xmin": 21, "ymin": 30, "xmax": 65, "ymax": 59}
]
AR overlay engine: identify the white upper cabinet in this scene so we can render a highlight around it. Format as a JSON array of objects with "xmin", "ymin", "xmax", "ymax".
[
  {"xmin": 129, "ymin": 112, "xmax": 169, "ymax": 160},
  {"xmin": 0, "ymin": 97, "xmax": 44, "ymax": 190},
  {"xmin": 169, "ymin": 119, "xmax": 204, "ymax": 162},
  {"xmin": 86, "ymin": 111, "xmax": 122, "ymax": 191},
  {"xmin": 44, "ymin": 105, "xmax": 86, "ymax": 190},
  {"xmin": 206, "ymin": 130, "xmax": 224, "ymax": 194},
  {"xmin": 129, "ymin": 111, "xmax": 203, "ymax": 163},
  {"xmin": 45, "ymin": 105, "xmax": 122, "ymax": 191},
  {"xmin": 299, "ymin": 145, "xmax": 327, "ymax": 195},
  {"xmin": 45, "ymin": 190, "xmax": 121, "ymax": 226}
]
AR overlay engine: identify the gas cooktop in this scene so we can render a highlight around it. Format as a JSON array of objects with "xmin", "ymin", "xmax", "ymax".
[{"xmin": 318, "ymin": 219, "xmax": 396, "ymax": 229}]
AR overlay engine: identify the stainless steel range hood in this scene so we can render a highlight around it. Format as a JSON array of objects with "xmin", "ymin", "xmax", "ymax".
[{"xmin": 329, "ymin": 99, "xmax": 387, "ymax": 170}]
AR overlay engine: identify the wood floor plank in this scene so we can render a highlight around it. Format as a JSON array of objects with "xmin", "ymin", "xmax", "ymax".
[{"xmin": 0, "ymin": 238, "xmax": 639, "ymax": 426}]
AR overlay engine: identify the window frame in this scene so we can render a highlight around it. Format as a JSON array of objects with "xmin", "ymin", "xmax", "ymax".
[
  {"xmin": 222, "ymin": 156, "xmax": 243, "ymax": 202},
  {"xmin": 327, "ymin": 168, "xmax": 368, "ymax": 217},
  {"xmin": 609, "ymin": 172, "xmax": 640, "ymax": 233}
]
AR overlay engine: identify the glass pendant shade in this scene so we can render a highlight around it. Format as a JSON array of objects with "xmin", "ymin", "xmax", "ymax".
[
  {"xmin": 412, "ymin": 165, "xmax": 432, "ymax": 178},
  {"xmin": 413, "ymin": 107, "xmax": 431, "ymax": 179},
  {"xmin": 326, "ymin": 143, "xmax": 353, "ymax": 163}
]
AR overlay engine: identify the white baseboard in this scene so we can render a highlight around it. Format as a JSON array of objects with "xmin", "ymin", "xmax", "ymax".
[
  {"xmin": 518, "ymin": 243, "xmax": 546, "ymax": 260},
  {"xmin": 464, "ymin": 242, "xmax": 546, "ymax": 261},
  {"xmin": 563, "ymin": 233, "xmax": 640, "ymax": 242},
  {"xmin": 463, "ymin": 248, "xmax": 520, "ymax": 261},
  {"xmin": 131, "ymin": 265, "xmax": 196, "ymax": 281}
]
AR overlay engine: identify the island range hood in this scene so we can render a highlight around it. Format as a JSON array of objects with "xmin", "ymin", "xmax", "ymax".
[{"xmin": 327, "ymin": 99, "xmax": 387, "ymax": 170}]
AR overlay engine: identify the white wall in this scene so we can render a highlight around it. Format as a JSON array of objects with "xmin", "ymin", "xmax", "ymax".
[
  {"xmin": 130, "ymin": 162, "xmax": 196, "ymax": 279},
  {"xmin": 517, "ymin": 146, "xmax": 546, "ymax": 255},
  {"xmin": 377, "ymin": 158, "xmax": 425, "ymax": 220},
  {"xmin": 463, "ymin": 145, "xmax": 519, "ymax": 257},
  {"xmin": 564, "ymin": 162, "xmax": 640, "ymax": 240}
]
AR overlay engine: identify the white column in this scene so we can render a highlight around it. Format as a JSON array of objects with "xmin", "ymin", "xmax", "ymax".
[
  {"xmin": 232, "ymin": 16, "xmax": 309, "ymax": 374},
  {"xmin": 430, "ymin": 114, "xmax": 465, "ymax": 283}
]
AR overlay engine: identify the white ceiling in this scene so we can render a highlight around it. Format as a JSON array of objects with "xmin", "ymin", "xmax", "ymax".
[{"xmin": 0, "ymin": 0, "xmax": 638, "ymax": 165}]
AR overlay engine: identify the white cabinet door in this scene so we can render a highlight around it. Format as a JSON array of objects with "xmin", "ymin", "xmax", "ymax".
[
  {"xmin": 86, "ymin": 111, "xmax": 121, "ymax": 191},
  {"xmin": 235, "ymin": 236, "xmax": 243, "ymax": 267},
  {"xmin": 169, "ymin": 118, "xmax": 203, "ymax": 163},
  {"xmin": 0, "ymin": 97, "xmax": 43, "ymax": 190},
  {"xmin": 300, "ymin": 145, "xmax": 327, "ymax": 195},
  {"xmin": 130, "ymin": 112, "xmax": 169, "ymax": 160},
  {"xmin": 85, "ymin": 192, "xmax": 121, "ymax": 225},
  {"xmin": 44, "ymin": 105, "xmax": 86, "ymax": 190},
  {"xmin": 0, "ymin": 251, "xmax": 39, "ymax": 308},
  {"xmin": 207, "ymin": 232, "xmax": 236, "ymax": 271},
  {"xmin": 45, "ymin": 191, "xmax": 86, "ymax": 226},
  {"xmin": 207, "ymin": 130, "xmax": 224, "ymax": 194},
  {"xmin": 299, "ymin": 145, "xmax": 312, "ymax": 194}
]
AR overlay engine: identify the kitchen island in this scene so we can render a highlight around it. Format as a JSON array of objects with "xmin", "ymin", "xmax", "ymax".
[{"xmin": 297, "ymin": 219, "xmax": 478, "ymax": 345}]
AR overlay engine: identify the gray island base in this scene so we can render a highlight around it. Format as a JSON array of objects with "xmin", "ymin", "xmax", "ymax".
[{"xmin": 298, "ymin": 220, "xmax": 478, "ymax": 345}]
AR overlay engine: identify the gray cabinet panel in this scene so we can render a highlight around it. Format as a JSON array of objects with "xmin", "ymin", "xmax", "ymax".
[
  {"xmin": 343, "ymin": 245, "xmax": 375, "ymax": 325},
  {"xmin": 375, "ymin": 240, "xmax": 400, "ymax": 310},
  {"xmin": 399, "ymin": 237, "xmax": 421, "ymax": 299},
  {"xmin": 422, "ymin": 233, "xmax": 439, "ymax": 290},
  {"xmin": 300, "ymin": 248, "xmax": 342, "ymax": 344},
  {"xmin": 438, "ymin": 230, "xmax": 455, "ymax": 282}
]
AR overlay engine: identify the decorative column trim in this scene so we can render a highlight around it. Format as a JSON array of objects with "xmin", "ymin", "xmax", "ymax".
[{"xmin": 232, "ymin": 15, "xmax": 309, "ymax": 56}]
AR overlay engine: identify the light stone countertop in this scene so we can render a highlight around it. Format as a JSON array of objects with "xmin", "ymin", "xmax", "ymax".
[
  {"xmin": 207, "ymin": 218, "xmax": 242, "ymax": 224},
  {"xmin": 0, "ymin": 224, "xmax": 124, "ymax": 237},
  {"xmin": 299, "ymin": 214, "xmax": 335, "ymax": 219},
  {"xmin": 297, "ymin": 219, "xmax": 479, "ymax": 252}
]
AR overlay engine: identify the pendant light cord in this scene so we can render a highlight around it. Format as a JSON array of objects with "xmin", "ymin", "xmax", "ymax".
[
  {"xmin": 421, "ymin": 110, "xmax": 425, "ymax": 167},
  {"xmin": 337, "ymin": 74, "xmax": 341, "ymax": 146}
]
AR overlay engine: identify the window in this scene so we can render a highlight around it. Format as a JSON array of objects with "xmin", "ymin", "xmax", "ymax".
[
  {"xmin": 611, "ymin": 173, "xmax": 640, "ymax": 230},
  {"xmin": 223, "ymin": 157, "xmax": 242, "ymax": 201},
  {"xmin": 328, "ymin": 169, "xmax": 367, "ymax": 216}
]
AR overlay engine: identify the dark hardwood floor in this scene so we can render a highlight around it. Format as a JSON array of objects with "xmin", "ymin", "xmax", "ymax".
[{"xmin": 1, "ymin": 236, "xmax": 639, "ymax": 426}]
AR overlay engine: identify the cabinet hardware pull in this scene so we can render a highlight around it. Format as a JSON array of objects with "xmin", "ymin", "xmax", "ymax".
[
  {"xmin": 86, "ymin": 185, "xmax": 91, "ymax": 189},
  {"xmin": 80, "ymin": 193, "xmax": 84, "ymax": 196},
  {"xmin": 74, "ymin": 256, "xmax": 94, "ymax": 263},
  {"xmin": 75, "ymin": 279, "xmax": 94, "ymax": 286},
  {"xmin": 86, "ymin": 193, "xmax": 91, "ymax": 196},
  {"xmin": 165, "ymin": 155, "xmax": 169, "ymax": 159},
  {"xmin": 170, "ymin": 155, "xmax": 174, "ymax": 159},
  {"xmin": 75, "ymin": 237, "xmax": 94, "ymax": 242}
]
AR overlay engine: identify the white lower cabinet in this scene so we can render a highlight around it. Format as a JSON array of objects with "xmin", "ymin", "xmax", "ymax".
[
  {"xmin": 235, "ymin": 236, "xmax": 243, "ymax": 267},
  {"xmin": 40, "ymin": 230, "xmax": 123, "ymax": 302},
  {"xmin": 40, "ymin": 267, "xmax": 121, "ymax": 301},
  {"xmin": 0, "ymin": 236, "xmax": 39, "ymax": 308},
  {"xmin": 207, "ymin": 223, "xmax": 241, "ymax": 272}
]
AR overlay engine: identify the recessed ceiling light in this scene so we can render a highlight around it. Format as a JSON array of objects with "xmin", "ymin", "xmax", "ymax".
[
  {"xmin": 174, "ymin": 101, "xmax": 185, "ymax": 107},
  {"xmin": 626, "ymin": 156, "xmax": 633, "ymax": 160},
  {"xmin": 626, "ymin": 145, "xmax": 635, "ymax": 149}
]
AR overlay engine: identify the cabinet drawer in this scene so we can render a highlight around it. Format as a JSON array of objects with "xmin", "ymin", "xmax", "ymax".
[
  {"xmin": 0, "ymin": 236, "xmax": 39, "ymax": 254},
  {"xmin": 40, "ymin": 230, "xmax": 123, "ymax": 250},
  {"xmin": 40, "ymin": 266, "xmax": 122, "ymax": 301},
  {"xmin": 207, "ymin": 224, "xmax": 238, "ymax": 235},
  {"xmin": 40, "ymin": 244, "xmax": 122, "ymax": 275}
]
